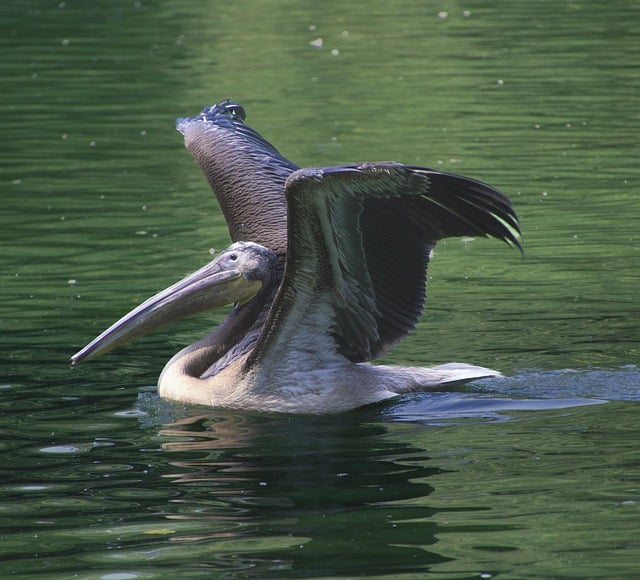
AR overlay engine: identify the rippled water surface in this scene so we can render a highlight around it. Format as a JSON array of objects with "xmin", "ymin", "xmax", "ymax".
[{"xmin": 3, "ymin": 0, "xmax": 640, "ymax": 577}]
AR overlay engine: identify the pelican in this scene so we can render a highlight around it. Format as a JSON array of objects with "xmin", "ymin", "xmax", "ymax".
[{"xmin": 70, "ymin": 101, "xmax": 521, "ymax": 414}]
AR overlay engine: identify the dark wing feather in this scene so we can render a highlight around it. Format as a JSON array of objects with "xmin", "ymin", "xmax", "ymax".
[
  {"xmin": 252, "ymin": 163, "xmax": 520, "ymax": 364},
  {"xmin": 251, "ymin": 162, "xmax": 520, "ymax": 364},
  {"xmin": 352, "ymin": 167, "xmax": 521, "ymax": 360},
  {"xmin": 407, "ymin": 168, "xmax": 521, "ymax": 244},
  {"xmin": 356, "ymin": 197, "xmax": 433, "ymax": 360}
]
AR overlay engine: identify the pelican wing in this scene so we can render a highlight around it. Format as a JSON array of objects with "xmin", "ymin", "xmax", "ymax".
[
  {"xmin": 249, "ymin": 162, "xmax": 521, "ymax": 366},
  {"xmin": 355, "ymin": 165, "xmax": 521, "ymax": 360},
  {"xmin": 177, "ymin": 100, "xmax": 298, "ymax": 255}
]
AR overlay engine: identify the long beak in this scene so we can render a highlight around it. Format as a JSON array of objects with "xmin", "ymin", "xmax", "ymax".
[{"xmin": 69, "ymin": 261, "xmax": 261, "ymax": 366}]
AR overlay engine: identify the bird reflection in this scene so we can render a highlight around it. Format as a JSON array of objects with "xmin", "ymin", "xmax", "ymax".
[{"xmin": 153, "ymin": 410, "xmax": 450, "ymax": 573}]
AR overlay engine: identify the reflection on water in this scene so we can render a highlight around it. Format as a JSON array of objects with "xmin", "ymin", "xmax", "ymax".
[
  {"xmin": 155, "ymin": 412, "xmax": 447, "ymax": 576},
  {"xmin": 1, "ymin": 370, "xmax": 639, "ymax": 577},
  {"xmin": 3, "ymin": 0, "xmax": 640, "ymax": 576}
]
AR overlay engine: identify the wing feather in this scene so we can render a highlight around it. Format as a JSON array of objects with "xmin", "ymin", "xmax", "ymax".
[{"xmin": 250, "ymin": 162, "xmax": 521, "ymax": 366}]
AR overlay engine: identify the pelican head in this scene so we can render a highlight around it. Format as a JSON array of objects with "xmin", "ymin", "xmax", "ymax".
[{"xmin": 69, "ymin": 242, "xmax": 278, "ymax": 366}]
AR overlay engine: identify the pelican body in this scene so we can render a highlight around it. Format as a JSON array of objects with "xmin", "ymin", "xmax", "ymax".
[{"xmin": 71, "ymin": 101, "xmax": 521, "ymax": 414}]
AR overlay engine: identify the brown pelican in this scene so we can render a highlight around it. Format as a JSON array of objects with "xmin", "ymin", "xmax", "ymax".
[{"xmin": 70, "ymin": 101, "xmax": 521, "ymax": 414}]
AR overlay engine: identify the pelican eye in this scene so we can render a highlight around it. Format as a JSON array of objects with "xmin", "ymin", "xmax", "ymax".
[{"xmin": 229, "ymin": 253, "xmax": 238, "ymax": 261}]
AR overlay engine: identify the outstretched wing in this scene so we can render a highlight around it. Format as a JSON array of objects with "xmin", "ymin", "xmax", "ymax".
[
  {"xmin": 249, "ymin": 162, "xmax": 521, "ymax": 367},
  {"xmin": 355, "ymin": 164, "xmax": 521, "ymax": 360},
  {"xmin": 177, "ymin": 100, "xmax": 298, "ymax": 255}
]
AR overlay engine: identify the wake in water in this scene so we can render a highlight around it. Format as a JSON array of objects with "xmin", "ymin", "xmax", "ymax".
[
  {"xmin": 383, "ymin": 365, "xmax": 640, "ymax": 424},
  {"xmin": 126, "ymin": 366, "xmax": 640, "ymax": 426}
]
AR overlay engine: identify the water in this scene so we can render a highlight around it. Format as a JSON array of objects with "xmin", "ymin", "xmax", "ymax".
[{"xmin": 2, "ymin": 0, "xmax": 639, "ymax": 577}]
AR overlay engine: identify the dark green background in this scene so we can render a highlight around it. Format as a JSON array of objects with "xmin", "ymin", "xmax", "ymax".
[{"xmin": 2, "ymin": 1, "xmax": 639, "ymax": 577}]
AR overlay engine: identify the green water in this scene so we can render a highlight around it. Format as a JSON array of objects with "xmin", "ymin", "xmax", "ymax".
[{"xmin": 2, "ymin": 0, "xmax": 639, "ymax": 577}]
